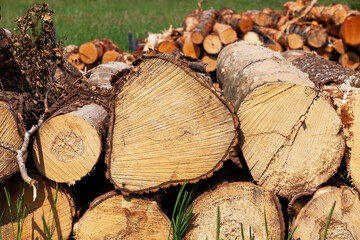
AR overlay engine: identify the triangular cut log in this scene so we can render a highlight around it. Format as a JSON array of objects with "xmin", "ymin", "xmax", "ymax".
[
  {"xmin": 184, "ymin": 182, "xmax": 284, "ymax": 239},
  {"xmin": 108, "ymin": 56, "xmax": 238, "ymax": 193},
  {"xmin": 0, "ymin": 173, "xmax": 74, "ymax": 239},
  {"xmin": 33, "ymin": 104, "xmax": 109, "ymax": 183},
  {"xmin": 73, "ymin": 191, "xmax": 170, "ymax": 239},
  {"xmin": 291, "ymin": 186, "xmax": 360, "ymax": 239},
  {"xmin": 217, "ymin": 42, "xmax": 345, "ymax": 198},
  {"xmin": 0, "ymin": 101, "xmax": 23, "ymax": 180}
]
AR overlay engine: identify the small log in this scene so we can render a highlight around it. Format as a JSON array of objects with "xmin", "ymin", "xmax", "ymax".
[
  {"xmin": 217, "ymin": 42, "xmax": 345, "ymax": 198},
  {"xmin": 79, "ymin": 41, "xmax": 104, "ymax": 65},
  {"xmin": 329, "ymin": 36, "xmax": 346, "ymax": 54},
  {"xmin": 184, "ymin": 182, "xmax": 284, "ymax": 239},
  {"xmin": 243, "ymin": 31, "xmax": 264, "ymax": 46},
  {"xmin": 339, "ymin": 51, "xmax": 360, "ymax": 70},
  {"xmin": 183, "ymin": 13, "xmax": 200, "ymax": 32},
  {"xmin": 201, "ymin": 54, "xmax": 217, "ymax": 72},
  {"xmin": 287, "ymin": 33, "xmax": 304, "ymax": 49},
  {"xmin": 102, "ymin": 50, "xmax": 121, "ymax": 64},
  {"xmin": 115, "ymin": 52, "xmax": 136, "ymax": 65},
  {"xmin": 191, "ymin": 9, "xmax": 218, "ymax": 44},
  {"xmin": 306, "ymin": 28, "xmax": 328, "ymax": 48},
  {"xmin": 157, "ymin": 40, "xmax": 178, "ymax": 54},
  {"xmin": 223, "ymin": 14, "xmax": 253, "ymax": 34},
  {"xmin": 310, "ymin": 4, "xmax": 349, "ymax": 25},
  {"xmin": 213, "ymin": 22, "xmax": 237, "ymax": 45},
  {"xmin": 179, "ymin": 32, "xmax": 201, "ymax": 58},
  {"xmin": 0, "ymin": 101, "xmax": 23, "ymax": 181},
  {"xmin": 33, "ymin": 104, "xmax": 109, "ymax": 183},
  {"xmin": 340, "ymin": 15, "xmax": 360, "ymax": 47},
  {"xmin": 203, "ymin": 33, "xmax": 222, "ymax": 55},
  {"xmin": 67, "ymin": 52, "xmax": 85, "ymax": 70},
  {"xmin": 108, "ymin": 55, "xmax": 238, "ymax": 193},
  {"xmin": 73, "ymin": 191, "xmax": 170, "ymax": 239},
  {"xmin": 291, "ymin": 186, "xmax": 360, "ymax": 239},
  {"xmin": 253, "ymin": 11, "xmax": 271, "ymax": 26},
  {"xmin": 0, "ymin": 173, "xmax": 74, "ymax": 239}
]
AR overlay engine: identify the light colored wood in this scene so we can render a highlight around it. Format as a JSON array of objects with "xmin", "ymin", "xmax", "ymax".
[
  {"xmin": 67, "ymin": 52, "xmax": 85, "ymax": 70},
  {"xmin": 109, "ymin": 56, "xmax": 238, "ymax": 193},
  {"xmin": 201, "ymin": 54, "xmax": 217, "ymax": 72},
  {"xmin": 253, "ymin": 12, "xmax": 271, "ymax": 26},
  {"xmin": 329, "ymin": 36, "xmax": 346, "ymax": 54},
  {"xmin": 203, "ymin": 33, "xmax": 222, "ymax": 55},
  {"xmin": 180, "ymin": 32, "xmax": 201, "ymax": 58},
  {"xmin": 33, "ymin": 104, "xmax": 108, "ymax": 183},
  {"xmin": 101, "ymin": 50, "xmax": 121, "ymax": 64},
  {"xmin": 0, "ymin": 173, "xmax": 74, "ymax": 240},
  {"xmin": 339, "ymin": 52, "xmax": 360, "ymax": 70},
  {"xmin": 217, "ymin": 42, "xmax": 344, "ymax": 198},
  {"xmin": 243, "ymin": 31, "xmax": 264, "ymax": 46},
  {"xmin": 184, "ymin": 182, "xmax": 284, "ymax": 240},
  {"xmin": 0, "ymin": 102, "xmax": 23, "ymax": 180},
  {"xmin": 191, "ymin": 9, "xmax": 219, "ymax": 44},
  {"xmin": 306, "ymin": 28, "xmax": 328, "ymax": 48},
  {"xmin": 158, "ymin": 40, "xmax": 178, "ymax": 54},
  {"xmin": 73, "ymin": 191, "xmax": 170, "ymax": 239},
  {"xmin": 213, "ymin": 22, "xmax": 237, "ymax": 45},
  {"xmin": 79, "ymin": 42, "xmax": 102, "ymax": 65},
  {"xmin": 341, "ymin": 15, "xmax": 360, "ymax": 47},
  {"xmin": 291, "ymin": 186, "xmax": 360, "ymax": 239},
  {"xmin": 183, "ymin": 14, "xmax": 200, "ymax": 32},
  {"xmin": 287, "ymin": 33, "xmax": 304, "ymax": 49},
  {"xmin": 351, "ymin": 93, "xmax": 360, "ymax": 190},
  {"xmin": 310, "ymin": 4, "xmax": 348, "ymax": 25}
]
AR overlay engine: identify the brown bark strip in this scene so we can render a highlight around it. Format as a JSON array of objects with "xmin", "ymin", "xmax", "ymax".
[{"xmin": 191, "ymin": 9, "xmax": 219, "ymax": 44}]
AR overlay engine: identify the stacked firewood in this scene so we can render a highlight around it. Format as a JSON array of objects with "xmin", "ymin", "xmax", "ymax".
[
  {"xmin": 66, "ymin": 38, "xmax": 136, "ymax": 71},
  {"xmin": 141, "ymin": 0, "xmax": 360, "ymax": 71}
]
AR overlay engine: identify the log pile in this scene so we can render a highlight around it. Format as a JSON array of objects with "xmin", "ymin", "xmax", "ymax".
[
  {"xmin": 1, "ymin": 0, "xmax": 360, "ymax": 238},
  {"xmin": 141, "ymin": 0, "xmax": 360, "ymax": 72}
]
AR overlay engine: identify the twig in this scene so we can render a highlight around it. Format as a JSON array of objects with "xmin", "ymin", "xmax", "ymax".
[{"xmin": 282, "ymin": 0, "xmax": 318, "ymax": 33}]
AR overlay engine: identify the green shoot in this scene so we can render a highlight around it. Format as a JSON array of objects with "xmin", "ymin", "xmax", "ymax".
[
  {"xmin": 216, "ymin": 206, "xmax": 220, "ymax": 240},
  {"xmin": 287, "ymin": 225, "xmax": 297, "ymax": 240},
  {"xmin": 322, "ymin": 201, "xmax": 336, "ymax": 240},
  {"xmin": 168, "ymin": 183, "xmax": 197, "ymax": 240},
  {"xmin": 264, "ymin": 208, "xmax": 269, "ymax": 240},
  {"xmin": 42, "ymin": 184, "xmax": 59, "ymax": 240}
]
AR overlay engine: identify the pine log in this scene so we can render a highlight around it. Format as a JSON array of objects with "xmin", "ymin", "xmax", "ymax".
[
  {"xmin": 339, "ymin": 51, "xmax": 360, "ymax": 70},
  {"xmin": 287, "ymin": 33, "xmax": 304, "ymax": 49},
  {"xmin": 183, "ymin": 13, "xmax": 200, "ymax": 32},
  {"xmin": 107, "ymin": 55, "xmax": 238, "ymax": 193},
  {"xmin": 67, "ymin": 52, "xmax": 85, "ymax": 70},
  {"xmin": 102, "ymin": 50, "xmax": 121, "ymax": 64},
  {"xmin": 212, "ymin": 22, "xmax": 237, "ymax": 45},
  {"xmin": 201, "ymin": 54, "xmax": 217, "ymax": 72},
  {"xmin": 115, "ymin": 52, "xmax": 136, "ymax": 65},
  {"xmin": 157, "ymin": 40, "xmax": 178, "ymax": 54},
  {"xmin": 223, "ymin": 14, "xmax": 253, "ymax": 34},
  {"xmin": 79, "ymin": 41, "xmax": 104, "ymax": 65},
  {"xmin": 191, "ymin": 9, "xmax": 219, "ymax": 44},
  {"xmin": 291, "ymin": 186, "xmax": 360, "ymax": 239},
  {"xmin": 33, "ymin": 104, "xmax": 109, "ymax": 183},
  {"xmin": 73, "ymin": 191, "xmax": 170, "ymax": 239},
  {"xmin": 0, "ymin": 173, "xmax": 74, "ymax": 239},
  {"xmin": 253, "ymin": 11, "xmax": 271, "ymax": 26},
  {"xmin": 218, "ymin": 7, "xmax": 235, "ymax": 23},
  {"xmin": 203, "ymin": 33, "xmax": 222, "ymax": 55},
  {"xmin": 85, "ymin": 61, "xmax": 133, "ymax": 89},
  {"xmin": 310, "ymin": 4, "xmax": 349, "ymax": 25},
  {"xmin": 306, "ymin": 28, "xmax": 328, "ymax": 48},
  {"xmin": 0, "ymin": 101, "xmax": 23, "ymax": 180},
  {"xmin": 243, "ymin": 31, "xmax": 264, "ymax": 46},
  {"xmin": 184, "ymin": 182, "xmax": 284, "ymax": 239},
  {"xmin": 179, "ymin": 32, "xmax": 201, "ymax": 58},
  {"xmin": 217, "ymin": 42, "xmax": 345, "ymax": 198},
  {"xmin": 329, "ymin": 36, "xmax": 346, "ymax": 54},
  {"xmin": 341, "ymin": 15, "xmax": 360, "ymax": 47}
]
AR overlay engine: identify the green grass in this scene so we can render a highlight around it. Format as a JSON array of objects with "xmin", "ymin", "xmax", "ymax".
[{"xmin": 1, "ymin": 0, "xmax": 359, "ymax": 51}]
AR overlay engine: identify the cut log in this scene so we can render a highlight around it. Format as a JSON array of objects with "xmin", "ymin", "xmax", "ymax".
[
  {"xmin": 0, "ymin": 173, "xmax": 74, "ymax": 239},
  {"xmin": 243, "ymin": 31, "xmax": 264, "ymax": 46},
  {"xmin": 287, "ymin": 33, "xmax": 304, "ymax": 49},
  {"xmin": 223, "ymin": 14, "xmax": 253, "ymax": 34},
  {"xmin": 339, "ymin": 51, "xmax": 360, "ymax": 70},
  {"xmin": 0, "ymin": 101, "xmax": 23, "ymax": 180},
  {"xmin": 33, "ymin": 104, "xmax": 109, "ymax": 183},
  {"xmin": 179, "ymin": 32, "xmax": 201, "ymax": 58},
  {"xmin": 73, "ymin": 191, "xmax": 170, "ymax": 239},
  {"xmin": 115, "ymin": 52, "xmax": 136, "ymax": 65},
  {"xmin": 212, "ymin": 22, "xmax": 237, "ymax": 45},
  {"xmin": 102, "ymin": 50, "xmax": 121, "ymax": 64},
  {"xmin": 329, "ymin": 36, "xmax": 346, "ymax": 54},
  {"xmin": 217, "ymin": 42, "xmax": 345, "ymax": 198},
  {"xmin": 108, "ymin": 55, "xmax": 238, "ymax": 193},
  {"xmin": 203, "ymin": 33, "xmax": 222, "ymax": 55},
  {"xmin": 253, "ymin": 11, "xmax": 271, "ymax": 26},
  {"xmin": 157, "ymin": 40, "xmax": 178, "ymax": 54},
  {"xmin": 79, "ymin": 41, "xmax": 104, "ymax": 65},
  {"xmin": 85, "ymin": 61, "xmax": 133, "ymax": 89},
  {"xmin": 306, "ymin": 28, "xmax": 328, "ymax": 48},
  {"xmin": 341, "ymin": 15, "xmax": 360, "ymax": 47},
  {"xmin": 201, "ymin": 54, "xmax": 217, "ymax": 72},
  {"xmin": 67, "ymin": 52, "xmax": 85, "ymax": 70},
  {"xmin": 184, "ymin": 182, "xmax": 284, "ymax": 240},
  {"xmin": 183, "ymin": 13, "xmax": 200, "ymax": 32},
  {"xmin": 291, "ymin": 186, "xmax": 360, "ymax": 239},
  {"xmin": 310, "ymin": 4, "xmax": 349, "ymax": 25},
  {"xmin": 191, "ymin": 9, "xmax": 219, "ymax": 44}
]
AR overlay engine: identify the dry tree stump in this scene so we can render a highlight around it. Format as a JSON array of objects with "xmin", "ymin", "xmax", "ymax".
[
  {"xmin": 107, "ymin": 55, "xmax": 238, "ymax": 193},
  {"xmin": 0, "ymin": 173, "xmax": 74, "ymax": 239},
  {"xmin": 73, "ymin": 191, "xmax": 170, "ymax": 239},
  {"xmin": 217, "ymin": 41, "xmax": 345, "ymax": 198},
  {"xmin": 0, "ymin": 101, "xmax": 23, "ymax": 180},
  {"xmin": 33, "ymin": 104, "xmax": 109, "ymax": 183},
  {"xmin": 291, "ymin": 186, "xmax": 360, "ymax": 239},
  {"xmin": 184, "ymin": 182, "xmax": 284, "ymax": 240}
]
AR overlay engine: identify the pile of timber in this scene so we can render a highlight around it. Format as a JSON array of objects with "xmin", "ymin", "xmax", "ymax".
[
  {"xmin": 65, "ymin": 38, "xmax": 136, "ymax": 71},
  {"xmin": 1, "ymin": 3, "xmax": 360, "ymax": 238},
  {"xmin": 141, "ymin": 0, "xmax": 360, "ymax": 72}
]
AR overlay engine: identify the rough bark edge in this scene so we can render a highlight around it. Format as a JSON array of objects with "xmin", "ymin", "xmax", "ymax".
[
  {"xmin": 188, "ymin": 181, "xmax": 285, "ymax": 239},
  {"xmin": 105, "ymin": 54, "xmax": 239, "ymax": 195}
]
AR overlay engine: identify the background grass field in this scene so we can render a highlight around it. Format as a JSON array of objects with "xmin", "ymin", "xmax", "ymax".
[{"xmin": 1, "ymin": 0, "xmax": 359, "ymax": 51}]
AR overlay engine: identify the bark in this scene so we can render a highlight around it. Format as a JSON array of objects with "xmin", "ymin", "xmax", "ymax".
[
  {"xmin": 217, "ymin": 42, "xmax": 345, "ymax": 199},
  {"xmin": 0, "ymin": 173, "xmax": 74, "ymax": 239},
  {"xmin": 184, "ymin": 182, "xmax": 284, "ymax": 240},
  {"xmin": 222, "ymin": 14, "xmax": 253, "ymax": 34},
  {"xmin": 33, "ymin": 104, "xmax": 109, "ymax": 183},
  {"xmin": 310, "ymin": 4, "xmax": 349, "ymax": 25},
  {"xmin": 212, "ymin": 22, "xmax": 237, "ymax": 45},
  {"xmin": 107, "ymin": 55, "xmax": 238, "ymax": 194},
  {"xmin": 291, "ymin": 186, "xmax": 360, "ymax": 239},
  {"xmin": 191, "ymin": 9, "xmax": 219, "ymax": 44},
  {"xmin": 73, "ymin": 191, "xmax": 170, "ymax": 239}
]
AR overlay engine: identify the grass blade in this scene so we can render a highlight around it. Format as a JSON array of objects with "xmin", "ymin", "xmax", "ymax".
[
  {"xmin": 264, "ymin": 208, "xmax": 269, "ymax": 239},
  {"xmin": 216, "ymin": 206, "xmax": 220, "ymax": 240},
  {"xmin": 240, "ymin": 223, "xmax": 244, "ymax": 240},
  {"xmin": 287, "ymin": 226, "xmax": 297, "ymax": 240},
  {"xmin": 322, "ymin": 201, "xmax": 336, "ymax": 240}
]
